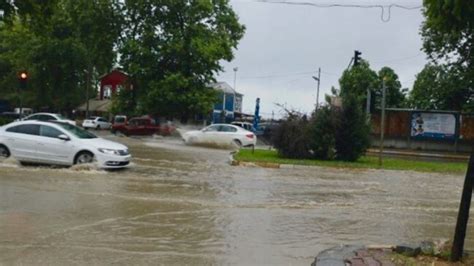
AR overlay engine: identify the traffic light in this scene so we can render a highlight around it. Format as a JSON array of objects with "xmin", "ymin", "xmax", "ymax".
[
  {"xmin": 18, "ymin": 71, "xmax": 28, "ymax": 90},
  {"xmin": 354, "ymin": 50, "xmax": 362, "ymax": 66}
]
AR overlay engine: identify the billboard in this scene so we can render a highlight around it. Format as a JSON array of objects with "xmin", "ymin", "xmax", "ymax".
[{"xmin": 411, "ymin": 112, "xmax": 457, "ymax": 139}]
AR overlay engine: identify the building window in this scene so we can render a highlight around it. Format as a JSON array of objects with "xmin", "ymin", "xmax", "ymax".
[{"xmin": 103, "ymin": 86, "xmax": 112, "ymax": 99}]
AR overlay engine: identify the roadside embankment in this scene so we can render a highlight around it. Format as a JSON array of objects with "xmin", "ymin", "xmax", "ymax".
[{"xmin": 233, "ymin": 149, "xmax": 467, "ymax": 174}]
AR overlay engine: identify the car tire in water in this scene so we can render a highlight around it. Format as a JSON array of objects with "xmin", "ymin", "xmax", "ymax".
[
  {"xmin": 233, "ymin": 139, "xmax": 242, "ymax": 147},
  {"xmin": 188, "ymin": 137, "xmax": 197, "ymax": 144},
  {"xmin": 0, "ymin": 145, "xmax": 10, "ymax": 158},
  {"xmin": 96, "ymin": 125, "xmax": 101, "ymax": 130},
  {"xmin": 74, "ymin": 151, "xmax": 94, "ymax": 165}
]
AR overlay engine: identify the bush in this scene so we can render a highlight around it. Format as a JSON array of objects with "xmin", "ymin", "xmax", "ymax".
[
  {"xmin": 273, "ymin": 93, "xmax": 370, "ymax": 162},
  {"xmin": 309, "ymin": 105, "xmax": 337, "ymax": 160},
  {"xmin": 334, "ymin": 94, "xmax": 370, "ymax": 161},
  {"xmin": 272, "ymin": 113, "xmax": 311, "ymax": 159},
  {"xmin": 0, "ymin": 117, "xmax": 14, "ymax": 126}
]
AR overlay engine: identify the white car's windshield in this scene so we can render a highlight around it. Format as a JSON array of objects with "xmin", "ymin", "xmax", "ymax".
[
  {"xmin": 55, "ymin": 114, "xmax": 67, "ymax": 120},
  {"xmin": 53, "ymin": 122, "xmax": 97, "ymax": 139}
]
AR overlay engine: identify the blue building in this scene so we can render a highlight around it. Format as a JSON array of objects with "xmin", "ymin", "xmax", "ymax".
[{"xmin": 210, "ymin": 82, "xmax": 243, "ymax": 123}]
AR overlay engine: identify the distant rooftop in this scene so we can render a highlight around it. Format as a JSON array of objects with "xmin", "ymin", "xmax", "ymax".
[{"xmin": 210, "ymin": 82, "xmax": 243, "ymax": 96}]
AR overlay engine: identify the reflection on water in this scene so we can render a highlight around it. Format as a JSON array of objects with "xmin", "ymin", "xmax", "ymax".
[{"xmin": 0, "ymin": 134, "xmax": 470, "ymax": 265}]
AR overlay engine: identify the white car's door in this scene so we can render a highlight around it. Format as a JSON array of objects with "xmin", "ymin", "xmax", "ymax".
[
  {"xmin": 35, "ymin": 125, "xmax": 75, "ymax": 164},
  {"xmin": 200, "ymin": 125, "xmax": 221, "ymax": 143},
  {"xmin": 98, "ymin": 118, "xmax": 110, "ymax": 129},
  {"xmin": 218, "ymin": 125, "xmax": 239, "ymax": 144},
  {"xmin": 3, "ymin": 124, "xmax": 40, "ymax": 161}
]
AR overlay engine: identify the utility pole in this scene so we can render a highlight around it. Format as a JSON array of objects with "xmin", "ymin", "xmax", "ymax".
[
  {"xmin": 451, "ymin": 151, "xmax": 474, "ymax": 261},
  {"xmin": 18, "ymin": 71, "xmax": 28, "ymax": 117},
  {"xmin": 378, "ymin": 78, "xmax": 386, "ymax": 166},
  {"xmin": 366, "ymin": 88, "xmax": 371, "ymax": 122},
  {"xmin": 312, "ymin": 67, "xmax": 321, "ymax": 110},
  {"xmin": 85, "ymin": 67, "xmax": 91, "ymax": 119},
  {"xmin": 233, "ymin": 67, "xmax": 238, "ymax": 117}
]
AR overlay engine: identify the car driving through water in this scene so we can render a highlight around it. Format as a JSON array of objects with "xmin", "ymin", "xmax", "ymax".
[
  {"xmin": 0, "ymin": 121, "xmax": 131, "ymax": 169},
  {"xmin": 182, "ymin": 123, "xmax": 256, "ymax": 147}
]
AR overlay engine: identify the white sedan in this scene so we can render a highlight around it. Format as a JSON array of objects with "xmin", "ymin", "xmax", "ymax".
[
  {"xmin": 21, "ymin": 112, "xmax": 76, "ymax": 126},
  {"xmin": 182, "ymin": 124, "xmax": 257, "ymax": 147},
  {"xmin": 82, "ymin": 116, "xmax": 112, "ymax": 130},
  {"xmin": 0, "ymin": 121, "xmax": 131, "ymax": 169}
]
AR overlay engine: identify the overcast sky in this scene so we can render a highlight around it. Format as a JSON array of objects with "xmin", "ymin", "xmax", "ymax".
[{"xmin": 217, "ymin": 0, "xmax": 427, "ymax": 119}]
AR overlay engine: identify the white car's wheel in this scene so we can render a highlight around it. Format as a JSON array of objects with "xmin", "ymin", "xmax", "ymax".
[
  {"xmin": 233, "ymin": 139, "xmax": 242, "ymax": 147},
  {"xmin": 75, "ymin": 151, "xmax": 94, "ymax": 164},
  {"xmin": 0, "ymin": 145, "xmax": 10, "ymax": 158}
]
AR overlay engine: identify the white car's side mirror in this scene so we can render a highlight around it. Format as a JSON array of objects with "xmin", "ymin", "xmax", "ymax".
[{"xmin": 58, "ymin": 134, "xmax": 70, "ymax": 141}]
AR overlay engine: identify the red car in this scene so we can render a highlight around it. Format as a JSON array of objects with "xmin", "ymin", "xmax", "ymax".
[{"xmin": 111, "ymin": 116, "xmax": 175, "ymax": 136}]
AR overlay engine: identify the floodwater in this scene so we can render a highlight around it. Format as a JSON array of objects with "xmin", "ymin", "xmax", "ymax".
[{"xmin": 0, "ymin": 133, "xmax": 471, "ymax": 265}]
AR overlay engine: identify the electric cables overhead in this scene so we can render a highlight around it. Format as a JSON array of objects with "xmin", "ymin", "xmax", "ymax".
[{"xmin": 254, "ymin": 0, "xmax": 422, "ymax": 22}]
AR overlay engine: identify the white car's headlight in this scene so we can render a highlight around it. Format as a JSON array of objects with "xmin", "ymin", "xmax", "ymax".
[{"xmin": 98, "ymin": 148, "xmax": 120, "ymax": 155}]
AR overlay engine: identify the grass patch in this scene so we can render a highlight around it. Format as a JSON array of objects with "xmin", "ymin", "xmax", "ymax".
[{"xmin": 235, "ymin": 149, "xmax": 467, "ymax": 174}]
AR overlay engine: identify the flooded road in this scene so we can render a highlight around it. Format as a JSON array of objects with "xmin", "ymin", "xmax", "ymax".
[{"xmin": 0, "ymin": 133, "xmax": 471, "ymax": 265}]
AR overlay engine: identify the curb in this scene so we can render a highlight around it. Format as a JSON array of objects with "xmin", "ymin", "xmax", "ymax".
[
  {"xmin": 233, "ymin": 160, "xmax": 327, "ymax": 170},
  {"xmin": 367, "ymin": 148, "xmax": 469, "ymax": 161}
]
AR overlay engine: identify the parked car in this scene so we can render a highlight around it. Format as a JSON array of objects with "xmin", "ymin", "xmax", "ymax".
[
  {"xmin": 111, "ymin": 116, "xmax": 175, "ymax": 136},
  {"xmin": 14, "ymin": 107, "xmax": 33, "ymax": 116},
  {"xmin": 113, "ymin": 115, "xmax": 127, "ymax": 125},
  {"xmin": 20, "ymin": 112, "xmax": 76, "ymax": 126},
  {"xmin": 0, "ymin": 112, "xmax": 21, "ymax": 121},
  {"xmin": 0, "ymin": 121, "xmax": 131, "ymax": 168},
  {"xmin": 231, "ymin": 121, "xmax": 256, "ymax": 132},
  {"xmin": 0, "ymin": 112, "xmax": 20, "ymax": 126},
  {"xmin": 82, "ymin": 116, "xmax": 112, "ymax": 130},
  {"xmin": 182, "ymin": 123, "xmax": 256, "ymax": 147}
]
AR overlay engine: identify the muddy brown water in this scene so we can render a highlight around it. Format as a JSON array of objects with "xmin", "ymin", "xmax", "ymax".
[{"xmin": 0, "ymin": 133, "xmax": 472, "ymax": 265}]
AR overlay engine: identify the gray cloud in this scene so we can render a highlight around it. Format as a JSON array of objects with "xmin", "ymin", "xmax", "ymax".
[{"xmin": 217, "ymin": 0, "xmax": 427, "ymax": 118}]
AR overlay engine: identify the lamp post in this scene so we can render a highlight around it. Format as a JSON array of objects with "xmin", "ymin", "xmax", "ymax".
[
  {"xmin": 233, "ymin": 67, "xmax": 238, "ymax": 118},
  {"xmin": 379, "ymin": 77, "xmax": 387, "ymax": 166},
  {"xmin": 312, "ymin": 67, "xmax": 321, "ymax": 110}
]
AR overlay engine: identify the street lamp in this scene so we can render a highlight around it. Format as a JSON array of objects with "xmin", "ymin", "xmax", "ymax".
[
  {"xmin": 233, "ymin": 67, "xmax": 238, "ymax": 116},
  {"xmin": 312, "ymin": 67, "xmax": 321, "ymax": 110}
]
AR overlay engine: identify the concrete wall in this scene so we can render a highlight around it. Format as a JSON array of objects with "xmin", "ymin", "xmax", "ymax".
[{"xmin": 371, "ymin": 136, "xmax": 472, "ymax": 153}]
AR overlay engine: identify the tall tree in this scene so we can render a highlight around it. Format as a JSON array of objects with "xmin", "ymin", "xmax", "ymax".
[
  {"xmin": 408, "ymin": 64, "xmax": 469, "ymax": 111},
  {"xmin": 0, "ymin": 0, "xmax": 122, "ymax": 112},
  {"xmin": 119, "ymin": 0, "xmax": 245, "ymax": 120},
  {"xmin": 421, "ymin": 0, "xmax": 474, "ymax": 110},
  {"xmin": 375, "ymin": 67, "xmax": 406, "ymax": 109},
  {"xmin": 339, "ymin": 60, "xmax": 378, "ymax": 102}
]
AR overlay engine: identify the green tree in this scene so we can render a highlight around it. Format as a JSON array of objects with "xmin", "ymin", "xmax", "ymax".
[
  {"xmin": 339, "ymin": 60, "xmax": 378, "ymax": 104},
  {"xmin": 272, "ymin": 112, "xmax": 311, "ymax": 159},
  {"xmin": 0, "ymin": 0, "xmax": 121, "ymax": 113},
  {"xmin": 375, "ymin": 67, "xmax": 406, "ymax": 108},
  {"xmin": 119, "ymin": 0, "xmax": 245, "ymax": 120},
  {"xmin": 309, "ymin": 105, "xmax": 336, "ymax": 160},
  {"xmin": 408, "ymin": 64, "xmax": 469, "ymax": 111},
  {"xmin": 421, "ymin": 0, "xmax": 474, "ymax": 110},
  {"xmin": 335, "ymin": 94, "xmax": 370, "ymax": 162}
]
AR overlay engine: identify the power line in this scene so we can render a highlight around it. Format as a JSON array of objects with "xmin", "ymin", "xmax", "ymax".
[
  {"xmin": 240, "ymin": 71, "xmax": 314, "ymax": 79},
  {"xmin": 372, "ymin": 53, "xmax": 424, "ymax": 64},
  {"xmin": 254, "ymin": 0, "xmax": 422, "ymax": 22},
  {"xmin": 236, "ymin": 53, "xmax": 425, "ymax": 80}
]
